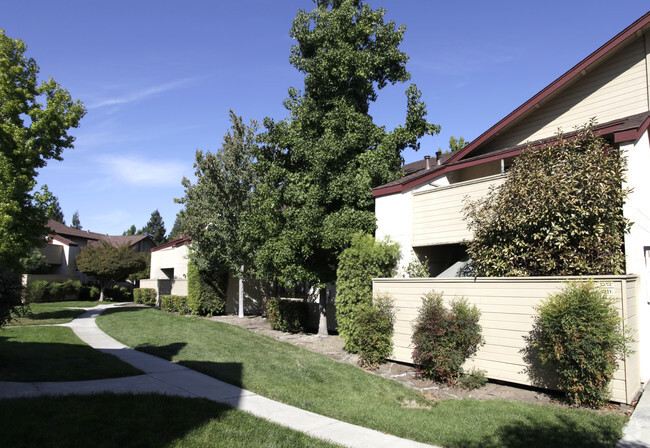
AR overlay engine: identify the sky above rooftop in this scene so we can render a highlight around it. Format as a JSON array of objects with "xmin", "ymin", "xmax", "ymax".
[{"xmin": 3, "ymin": 1, "xmax": 649, "ymax": 236}]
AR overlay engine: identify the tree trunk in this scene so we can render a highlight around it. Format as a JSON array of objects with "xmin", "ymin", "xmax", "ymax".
[
  {"xmin": 238, "ymin": 265, "xmax": 244, "ymax": 318},
  {"xmin": 317, "ymin": 287, "xmax": 328, "ymax": 337},
  {"xmin": 99, "ymin": 284, "xmax": 105, "ymax": 302}
]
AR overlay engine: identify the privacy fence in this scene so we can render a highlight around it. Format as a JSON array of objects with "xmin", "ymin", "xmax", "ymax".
[{"xmin": 373, "ymin": 275, "xmax": 641, "ymax": 404}]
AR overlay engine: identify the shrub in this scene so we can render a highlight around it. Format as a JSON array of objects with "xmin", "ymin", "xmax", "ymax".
[
  {"xmin": 336, "ymin": 233, "xmax": 399, "ymax": 352},
  {"xmin": 1, "ymin": 268, "xmax": 23, "ymax": 326},
  {"xmin": 351, "ymin": 293, "xmax": 395, "ymax": 369},
  {"xmin": 103, "ymin": 285, "xmax": 132, "ymax": 302},
  {"xmin": 88, "ymin": 285, "xmax": 100, "ymax": 300},
  {"xmin": 266, "ymin": 298, "xmax": 307, "ymax": 333},
  {"xmin": 405, "ymin": 251, "xmax": 429, "ymax": 278},
  {"xmin": 531, "ymin": 281, "xmax": 631, "ymax": 407},
  {"xmin": 161, "ymin": 295, "xmax": 190, "ymax": 314},
  {"xmin": 47, "ymin": 282, "xmax": 65, "ymax": 301},
  {"xmin": 133, "ymin": 288, "xmax": 157, "ymax": 306},
  {"xmin": 412, "ymin": 291, "xmax": 483, "ymax": 384},
  {"xmin": 25, "ymin": 280, "xmax": 49, "ymax": 303},
  {"xmin": 458, "ymin": 368, "xmax": 488, "ymax": 390},
  {"xmin": 60, "ymin": 280, "xmax": 82, "ymax": 300},
  {"xmin": 186, "ymin": 262, "xmax": 226, "ymax": 316}
]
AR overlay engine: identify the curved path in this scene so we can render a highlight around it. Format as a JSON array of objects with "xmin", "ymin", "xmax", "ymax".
[{"xmin": 0, "ymin": 304, "xmax": 435, "ymax": 448}]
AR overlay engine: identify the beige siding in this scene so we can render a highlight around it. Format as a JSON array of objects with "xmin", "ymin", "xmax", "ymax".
[
  {"xmin": 374, "ymin": 276, "xmax": 641, "ymax": 404},
  {"xmin": 412, "ymin": 174, "xmax": 505, "ymax": 246},
  {"xmin": 482, "ymin": 36, "xmax": 649, "ymax": 152}
]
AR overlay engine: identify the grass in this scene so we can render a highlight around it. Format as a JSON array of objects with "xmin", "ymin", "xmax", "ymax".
[
  {"xmin": 9, "ymin": 301, "xmax": 104, "ymax": 326},
  {"xmin": 97, "ymin": 307, "xmax": 626, "ymax": 448},
  {"xmin": 0, "ymin": 326, "xmax": 142, "ymax": 381},
  {"xmin": 0, "ymin": 393, "xmax": 341, "ymax": 448}
]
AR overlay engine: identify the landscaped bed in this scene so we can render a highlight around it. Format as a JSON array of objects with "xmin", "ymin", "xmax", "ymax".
[{"xmin": 98, "ymin": 306, "xmax": 626, "ymax": 448}]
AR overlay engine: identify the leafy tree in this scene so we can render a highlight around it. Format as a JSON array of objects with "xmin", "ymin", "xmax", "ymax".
[
  {"xmin": 253, "ymin": 0, "xmax": 439, "ymax": 335},
  {"xmin": 75, "ymin": 242, "xmax": 146, "ymax": 301},
  {"xmin": 71, "ymin": 210, "xmax": 82, "ymax": 229},
  {"xmin": 19, "ymin": 250, "xmax": 50, "ymax": 274},
  {"xmin": 438, "ymin": 136, "xmax": 467, "ymax": 154},
  {"xmin": 33, "ymin": 184, "xmax": 65, "ymax": 223},
  {"xmin": 177, "ymin": 110, "xmax": 258, "ymax": 311},
  {"xmin": 122, "ymin": 225, "xmax": 138, "ymax": 236},
  {"xmin": 0, "ymin": 29, "xmax": 85, "ymax": 326},
  {"xmin": 464, "ymin": 121, "xmax": 630, "ymax": 276},
  {"xmin": 140, "ymin": 210, "xmax": 167, "ymax": 246}
]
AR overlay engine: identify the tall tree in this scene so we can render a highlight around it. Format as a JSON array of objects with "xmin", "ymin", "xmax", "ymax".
[
  {"xmin": 71, "ymin": 210, "xmax": 82, "ymax": 229},
  {"xmin": 0, "ymin": 29, "xmax": 85, "ymax": 326},
  {"xmin": 168, "ymin": 214, "xmax": 185, "ymax": 240},
  {"xmin": 75, "ymin": 242, "xmax": 146, "ymax": 301},
  {"xmin": 140, "ymin": 210, "xmax": 167, "ymax": 246},
  {"xmin": 123, "ymin": 225, "xmax": 138, "ymax": 236},
  {"xmin": 253, "ymin": 0, "xmax": 438, "ymax": 335},
  {"xmin": 33, "ymin": 184, "xmax": 65, "ymax": 223},
  {"xmin": 177, "ymin": 110, "xmax": 258, "ymax": 316}
]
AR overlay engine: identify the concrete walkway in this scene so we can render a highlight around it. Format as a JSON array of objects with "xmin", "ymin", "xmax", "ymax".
[
  {"xmin": 618, "ymin": 383, "xmax": 650, "ymax": 448},
  {"xmin": 0, "ymin": 304, "xmax": 435, "ymax": 448}
]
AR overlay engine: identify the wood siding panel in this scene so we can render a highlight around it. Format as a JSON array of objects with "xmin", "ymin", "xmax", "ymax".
[
  {"xmin": 375, "ymin": 276, "xmax": 640, "ymax": 404},
  {"xmin": 482, "ymin": 37, "xmax": 649, "ymax": 152},
  {"xmin": 412, "ymin": 176, "xmax": 505, "ymax": 246}
]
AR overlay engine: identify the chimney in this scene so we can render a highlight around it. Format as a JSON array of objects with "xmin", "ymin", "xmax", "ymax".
[
  {"xmin": 424, "ymin": 155, "xmax": 431, "ymax": 170},
  {"xmin": 435, "ymin": 150, "xmax": 442, "ymax": 165}
]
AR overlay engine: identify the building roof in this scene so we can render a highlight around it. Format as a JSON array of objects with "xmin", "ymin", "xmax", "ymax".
[
  {"xmin": 46, "ymin": 219, "xmax": 154, "ymax": 249},
  {"xmin": 373, "ymin": 11, "xmax": 650, "ymax": 198},
  {"xmin": 151, "ymin": 235, "xmax": 191, "ymax": 252}
]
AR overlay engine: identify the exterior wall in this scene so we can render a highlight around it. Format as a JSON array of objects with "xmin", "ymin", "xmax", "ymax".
[
  {"xmin": 482, "ymin": 35, "xmax": 649, "ymax": 152},
  {"xmin": 376, "ymin": 175, "xmax": 450, "ymax": 275},
  {"xmin": 150, "ymin": 244, "xmax": 189, "ymax": 280},
  {"xmin": 374, "ymin": 276, "xmax": 641, "ymax": 404},
  {"xmin": 412, "ymin": 174, "xmax": 505, "ymax": 246},
  {"xmin": 226, "ymin": 274, "xmax": 267, "ymax": 314},
  {"xmin": 622, "ymin": 130, "xmax": 650, "ymax": 380}
]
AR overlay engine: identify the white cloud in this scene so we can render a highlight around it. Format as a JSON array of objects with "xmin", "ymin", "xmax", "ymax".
[
  {"xmin": 102, "ymin": 156, "xmax": 189, "ymax": 187},
  {"xmin": 88, "ymin": 77, "xmax": 196, "ymax": 109}
]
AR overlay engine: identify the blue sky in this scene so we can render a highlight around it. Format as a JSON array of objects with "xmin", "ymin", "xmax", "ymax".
[{"xmin": 3, "ymin": 1, "xmax": 649, "ymax": 236}]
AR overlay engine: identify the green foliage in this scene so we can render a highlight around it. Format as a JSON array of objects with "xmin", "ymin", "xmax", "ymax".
[
  {"xmin": 266, "ymin": 298, "xmax": 307, "ymax": 333},
  {"xmin": 25, "ymin": 280, "xmax": 50, "ymax": 303},
  {"xmin": 75, "ymin": 242, "xmax": 146, "ymax": 301},
  {"xmin": 335, "ymin": 233, "xmax": 399, "ymax": 352},
  {"xmin": 177, "ymin": 110, "xmax": 257, "ymax": 286},
  {"xmin": 464, "ymin": 122, "xmax": 630, "ymax": 276},
  {"xmin": 351, "ymin": 293, "xmax": 395, "ymax": 368},
  {"xmin": 160, "ymin": 295, "xmax": 190, "ymax": 314},
  {"xmin": 103, "ymin": 285, "xmax": 132, "ymax": 302},
  {"xmin": 168, "ymin": 214, "xmax": 185, "ymax": 240},
  {"xmin": 122, "ymin": 225, "xmax": 138, "ymax": 236},
  {"xmin": 531, "ymin": 282, "xmax": 631, "ymax": 407},
  {"xmin": 133, "ymin": 288, "xmax": 157, "ymax": 306},
  {"xmin": 405, "ymin": 251, "xmax": 429, "ymax": 278},
  {"xmin": 186, "ymin": 261, "xmax": 226, "ymax": 316},
  {"xmin": 458, "ymin": 368, "xmax": 488, "ymax": 390},
  {"xmin": 439, "ymin": 135, "xmax": 467, "ymax": 154},
  {"xmin": 0, "ymin": 29, "xmax": 85, "ymax": 326},
  {"xmin": 71, "ymin": 210, "xmax": 82, "ymax": 230},
  {"xmin": 33, "ymin": 184, "xmax": 64, "ymax": 224},
  {"xmin": 251, "ymin": 1, "xmax": 439, "ymax": 334},
  {"xmin": 140, "ymin": 209, "xmax": 167, "ymax": 246},
  {"xmin": 20, "ymin": 250, "xmax": 50, "ymax": 274},
  {"xmin": 411, "ymin": 291, "xmax": 484, "ymax": 384}
]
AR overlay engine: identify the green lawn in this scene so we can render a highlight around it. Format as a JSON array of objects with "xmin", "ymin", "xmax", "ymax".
[
  {"xmin": 97, "ymin": 307, "xmax": 626, "ymax": 448},
  {"xmin": 0, "ymin": 326, "xmax": 142, "ymax": 381},
  {"xmin": 0, "ymin": 393, "xmax": 340, "ymax": 448},
  {"xmin": 9, "ymin": 301, "xmax": 103, "ymax": 326}
]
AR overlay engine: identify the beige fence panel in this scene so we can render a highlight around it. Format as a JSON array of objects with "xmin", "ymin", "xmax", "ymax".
[{"xmin": 373, "ymin": 275, "xmax": 641, "ymax": 404}]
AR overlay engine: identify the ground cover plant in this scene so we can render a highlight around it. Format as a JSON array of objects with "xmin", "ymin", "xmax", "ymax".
[
  {"xmin": 0, "ymin": 393, "xmax": 340, "ymax": 448},
  {"xmin": 97, "ymin": 307, "xmax": 625, "ymax": 448},
  {"xmin": 0, "ymin": 326, "xmax": 141, "ymax": 381},
  {"xmin": 8, "ymin": 301, "xmax": 101, "ymax": 326}
]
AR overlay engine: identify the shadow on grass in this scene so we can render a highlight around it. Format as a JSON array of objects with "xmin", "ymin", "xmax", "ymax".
[
  {"xmin": 25, "ymin": 309, "xmax": 85, "ymax": 322},
  {"xmin": 453, "ymin": 412, "xmax": 624, "ymax": 448}
]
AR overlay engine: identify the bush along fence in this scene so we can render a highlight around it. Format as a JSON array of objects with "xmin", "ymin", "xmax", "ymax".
[
  {"xmin": 266, "ymin": 298, "xmax": 308, "ymax": 333},
  {"xmin": 133, "ymin": 288, "xmax": 157, "ymax": 306},
  {"xmin": 373, "ymin": 275, "xmax": 640, "ymax": 405}
]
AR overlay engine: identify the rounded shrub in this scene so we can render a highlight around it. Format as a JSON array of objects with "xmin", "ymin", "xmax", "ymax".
[
  {"xmin": 133, "ymin": 288, "xmax": 157, "ymax": 306},
  {"xmin": 351, "ymin": 293, "xmax": 395, "ymax": 368},
  {"xmin": 25, "ymin": 280, "xmax": 49, "ymax": 303},
  {"xmin": 532, "ymin": 281, "xmax": 631, "ymax": 407},
  {"xmin": 411, "ymin": 291, "xmax": 483, "ymax": 384},
  {"xmin": 336, "ymin": 233, "xmax": 399, "ymax": 353},
  {"xmin": 266, "ymin": 298, "xmax": 307, "ymax": 333}
]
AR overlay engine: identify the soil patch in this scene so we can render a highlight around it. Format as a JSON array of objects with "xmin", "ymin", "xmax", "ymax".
[{"xmin": 209, "ymin": 314, "xmax": 633, "ymax": 418}]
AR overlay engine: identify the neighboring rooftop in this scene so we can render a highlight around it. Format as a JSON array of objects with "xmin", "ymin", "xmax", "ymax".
[{"xmin": 46, "ymin": 219, "xmax": 153, "ymax": 248}]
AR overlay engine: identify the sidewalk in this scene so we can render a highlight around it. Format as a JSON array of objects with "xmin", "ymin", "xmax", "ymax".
[{"xmin": 0, "ymin": 304, "xmax": 435, "ymax": 448}]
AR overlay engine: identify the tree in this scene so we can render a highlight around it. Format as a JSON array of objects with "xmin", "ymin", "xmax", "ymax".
[
  {"xmin": 33, "ymin": 184, "xmax": 65, "ymax": 223},
  {"xmin": 438, "ymin": 135, "xmax": 467, "ymax": 154},
  {"xmin": 177, "ymin": 110, "xmax": 258, "ymax": 317},
  {"xmin": 75, "ymin": 242, "xmax": 146, "ymax": 301},
  {"xmin": 123, "ymin": 225, "xmax": 138, "ymax": 236},
  {"xmin": 140, "ymin": 210, "xmax": 167, "ymax": 246},
  {"xmin": 0, "ymin": 29, "xmax": 85, "ymax": 326},
  {"xmin": 253, "ymin": 0, "xmax": 438, "ymax": 335},
  {"xmin": 464, "ymin": 121, "xmax": 630, "ymax": 276},
  {"xmin": 168, "ymin": 214, "xmax": 185, "ymax": 240},
  {"xmin": 71, "ymin": 210, "xmax": 82, "ymax": 229}
]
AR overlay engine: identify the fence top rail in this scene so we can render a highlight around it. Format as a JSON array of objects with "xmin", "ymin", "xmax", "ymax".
[{"xmin": 373, "ymin": 275, "xmax": 639, "ymax": 284}]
